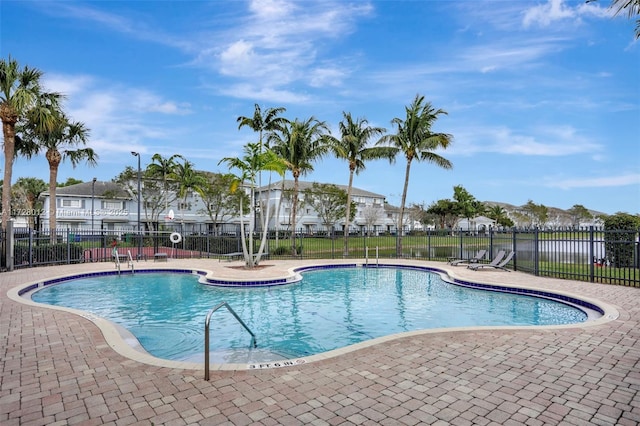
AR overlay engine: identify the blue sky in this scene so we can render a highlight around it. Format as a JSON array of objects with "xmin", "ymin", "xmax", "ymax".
[{"xmin": 2, "ymin": 0, "xmax": 639, "ymax": 215}]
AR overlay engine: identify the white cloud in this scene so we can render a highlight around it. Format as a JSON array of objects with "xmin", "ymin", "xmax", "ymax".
[
  {"xmin": 209, "ymin": 1, "xmax": 374, "ymax": 98},
  {"xmin": 218, "ymin": 83, "xmax": 309, "ymax": 104},
  {"xmin": 522, "ymin": 0, "xmax": 610, "ymax": 29},
  {"xmin": 38, "ymin": 73, "xmax": 191, "ymax": 158},
  {"xmin": 308, "ymin": 67, "xmax": 347, "ymax": 88},
  {"xmin": 523, "ymin": 0, "xmax": 575, "ymax": 28},
  {"xmin": 451, "ymin": 125, "xmax": 602, "ymax": 157},
  {"xmin": 545, "ymin": 173, "xmax": 640, "ymax": 189}
]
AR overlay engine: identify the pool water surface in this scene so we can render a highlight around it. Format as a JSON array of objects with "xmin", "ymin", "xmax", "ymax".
[{"xmin": 31, "ymin": 267, "xmax": 588, "ymax": 363}]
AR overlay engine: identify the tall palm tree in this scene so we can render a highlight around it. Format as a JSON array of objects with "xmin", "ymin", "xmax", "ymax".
[
  {"xmin": 219, "ymin": 142, "xmax": 286, "ymax": 267},
  {"xmin": 32, "ymin": 112, "xmax": 96, "ymax": 236},
  {"xmin": 269, "ymin": 117, "xmax": 330, "ymax": 255},
  {"xmin": 0, "ymin": 57, "xmax": 61, "ymax": 229},
  {"xmin": 147, "ymin": 153, "xmax": 184, "ymax": 214},
  {"xmin": 237, "ymin": 104, "xmax": 288, "ymax": 150},
  {"xmin": 378, "ymin": 94, "xmax": 453, "ymax": 257},
  {"xmin": 237, "ymin": 104, "xmax": 289, "ymax": 228},
  {"xmin": 329, "ymin": 112, "xmax": 390, "ymax": 256}
]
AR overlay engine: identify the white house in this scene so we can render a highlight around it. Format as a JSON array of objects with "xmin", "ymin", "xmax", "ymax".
[
  {"xmin": 455, "ymin": 215, "xmax": 496, "ymax": 233},
  {"xmin": 36, "ymin": 179, "xmax": 409, "ymax": 235},
  {"xmin": 256, "ymin": 180, "xmax": 398, "ymax": 235}
]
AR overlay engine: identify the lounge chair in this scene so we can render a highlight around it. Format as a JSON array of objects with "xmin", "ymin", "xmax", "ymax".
[
  {"xmin": 468, "ymin": 250, "xmax": 514, "ymax": 272},
  {"xmin": 449, "ymin": 249, "xmax": 487, "ymax": 266}
]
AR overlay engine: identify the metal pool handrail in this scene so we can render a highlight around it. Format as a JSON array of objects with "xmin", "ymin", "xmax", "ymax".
[
  {"xmin": 204, "ymin": 302, "xmax": 257, "ymax": 380},
  {"xmin": 126, "ymin": 250, "xmax": 135, "ymax": 274}
]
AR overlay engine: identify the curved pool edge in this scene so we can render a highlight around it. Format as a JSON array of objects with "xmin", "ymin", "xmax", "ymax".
[{"xmin": 7, "ymin": 261, "xmax": 621, "ymax": 372}]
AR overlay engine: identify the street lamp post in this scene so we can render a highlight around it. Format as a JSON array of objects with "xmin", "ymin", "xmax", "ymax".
[
  {"xmin": 131, "ymin": 152, "xmax": 142, "ymax": 260},
  {"xmin": 91, "ymin": 177, "xmax": 97, "ymax": 234}
]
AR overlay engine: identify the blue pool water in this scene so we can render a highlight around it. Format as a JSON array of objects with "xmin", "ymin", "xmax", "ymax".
[{"xmin": 31, "ymin": 267, "xmax": 588, "ymax": 363}]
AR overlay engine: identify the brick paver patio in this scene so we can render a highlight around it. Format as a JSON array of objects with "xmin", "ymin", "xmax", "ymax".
[{"xmin": 1, "ymin": 259, "xmax": 639, "ymax": 425}]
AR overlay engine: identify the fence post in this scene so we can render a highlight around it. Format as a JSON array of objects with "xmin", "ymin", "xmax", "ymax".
[
  {"xmin": 67, "ymin": 227, "xmax": 71, "ymax": 264},
  {"xmin": 532, "ymin": 228, "xmax": 537, "ymax": 276},
  {"xmin": 29, "ymin": 228, "xmax": 34, "ymax": 267},
  {"xmin": 514, "ymin": 227, "xmax": 520, "ymax": 273},
  {"xmin": 331, "ymin": 228, "xmax": 335, "ymax": 259},
  {"xmin": 6, "ymin": 219, "xmax": 15, "ymax": 271},
  {"xmin": 489, "ymin": 228, "xmax": 495, "ymax": 259},
  {"xmin": 427, "ymin": 228, "xmax": 431, "ymax": 260},
  {"xmin": 589, "ymin": 226, "xmax": 595, "ymax": 283}
]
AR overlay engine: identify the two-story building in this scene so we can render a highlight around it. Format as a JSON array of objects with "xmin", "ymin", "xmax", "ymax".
[
  {"xmin": 255, "ymin": 180, "xmax": 399, "ymax": 235},
  {"xmin": 39, "ymin": 181, "xmax": 132, "ymax": 232},
  {"xmin": 34, "ymin": 179, "xmax": 408, "ymax": 235}
]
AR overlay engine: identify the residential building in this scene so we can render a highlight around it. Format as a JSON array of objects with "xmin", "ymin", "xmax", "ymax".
[
  {"xmin": 455, "ymin": 216, "xmax": 496, "ymax": 234},
  {"xmin": 34, "ymin": 179, "xmax": 407, "ymax": 235},
  {"xmin": 255, "ymin": 180, "xmax": 398, "ymax": 235},
  {"xmin": 39, "ymin": 181, "xmax": 132, "ymax": 231}
]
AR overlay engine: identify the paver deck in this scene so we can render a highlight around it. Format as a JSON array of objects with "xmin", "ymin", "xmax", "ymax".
[{"xmin": 1, "ymin": 258, "xmax": 639, "ymax": 425}]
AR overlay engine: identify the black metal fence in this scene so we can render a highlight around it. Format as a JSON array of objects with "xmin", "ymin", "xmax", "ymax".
[{"xmin": 2, "ymin": 226, "xmax": 638, "ymax": 287}]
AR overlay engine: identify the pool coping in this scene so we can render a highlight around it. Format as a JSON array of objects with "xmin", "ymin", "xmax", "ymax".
[{"xmin": 7, "ymin": 261, "xmax": 620, "ymax": 372}]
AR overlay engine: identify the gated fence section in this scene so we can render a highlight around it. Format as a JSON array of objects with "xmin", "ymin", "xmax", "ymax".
[{"xmin": 1, "ymin": 226, "xmax": 638, "ymax": 287}]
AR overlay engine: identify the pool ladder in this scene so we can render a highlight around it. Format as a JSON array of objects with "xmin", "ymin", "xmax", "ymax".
[
  {"xmin": 113, "ymin": 250, "xmax": 135, "ymax": 275},
  {"xmin": 204, "ymin": 302, "xmax": 257, "ymax": 381}
]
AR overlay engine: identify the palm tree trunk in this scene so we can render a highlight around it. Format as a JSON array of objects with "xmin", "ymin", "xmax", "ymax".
[
  {"xmin": 239, "ymin": 197, "xmax": 251, "ymax": 267},
  {"xmin": 255, "ymin": 175, "xmax": 274, "ymax": 264},
  {"xmin": 343, "ymin": 169, "xmax": 355, "ymax": 257},
  {"xmin": 397, "ymin": 159, "xmax": 412, "ymax": 257},
  {"xmin": 26, "ymin": 194, "xmax": 36, "ymax": 229},
  {"xmin": 247, "ymin": 188, "xmax": 255, "ymax": 268},
  {"xmin": 48, "ymin": 164, "xmax": 58, "ymax": 244},
  {"xmin": 1, "ymin": 114, "xmax": 17, "ymax": 230},
  {"xmin": 274, "ymin": 178, "xmax": 285, "ymax": 245},
  {"xmin": 291, "ymin": 172, "xmax": 300, "ymax": 256}
]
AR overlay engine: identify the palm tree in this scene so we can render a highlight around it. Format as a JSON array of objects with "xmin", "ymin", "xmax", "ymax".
[
  {"xmin": 146, "ymin": 153, "xmax": 184, "ymax": 215},
  {"xmin": 329, "ymin": 112, "xmax": 390, "ymax": 256},
  {"xmin": 237, "ymin": 104, "xmax": 288, "ymax": 229},
  {"xmin": 378, "ymin": 94, "xmax": 453, "ymax": 257},
  {"xmin": 170, "ymin": 159, "xmax": 207, "ymax": 223},
  {"xmin": 590, "ymin": 0, "xmax": 640, "ymax": 39},
  {"xmin": 0, "ymin": 57, "xmax": 61, "ymax": 229},
  {"xmin": 32, "ymin": 112, "xmax": 95, "ymax": 237},
  {"xmin": 269, "ymin": 117, "xmax": 330, "ymax": 255},
  {"xmin": 487, "ymin": 205, "xmax": 514, "ymax": 228},
  {"xmin": 237, "ymin": 104, "xmax": 288, "ymax": 150},
  {"xmin": 219, "ymin": 142, "xmax": 287, "ymax": 267},
  {"xmin": 13, "ymin": 177, "xmax": 47, "ymax": 229}
]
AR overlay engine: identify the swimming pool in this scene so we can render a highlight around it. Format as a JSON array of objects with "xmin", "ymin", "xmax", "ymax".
[{"xmin": 30, "ymin": 265, "xmax": 592, "ymax": 364}]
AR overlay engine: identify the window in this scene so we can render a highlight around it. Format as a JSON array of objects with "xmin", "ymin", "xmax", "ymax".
[
  {"xmin": 102, "ymin": 201, "xmax": 124, "ymax": 209},
  {"xmin": 61, "ymin": 199, "xmax": 81, "ymax": 208},
  {"xmin": 178, "ymin": 202, "xmax": 191, "ymax": 211}
]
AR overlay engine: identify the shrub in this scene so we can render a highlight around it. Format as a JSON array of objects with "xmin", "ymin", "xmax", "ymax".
[
  {"xmin": 14, "ymin": 242, "xmax": 84, "ymax": 265},
  {"xmin": 272, "ymin": 245, "xmax": 303, "ymax": 256},
  {"xmin": 603, "ymin": 213, "xmax": 640, "ymax": 268}
]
